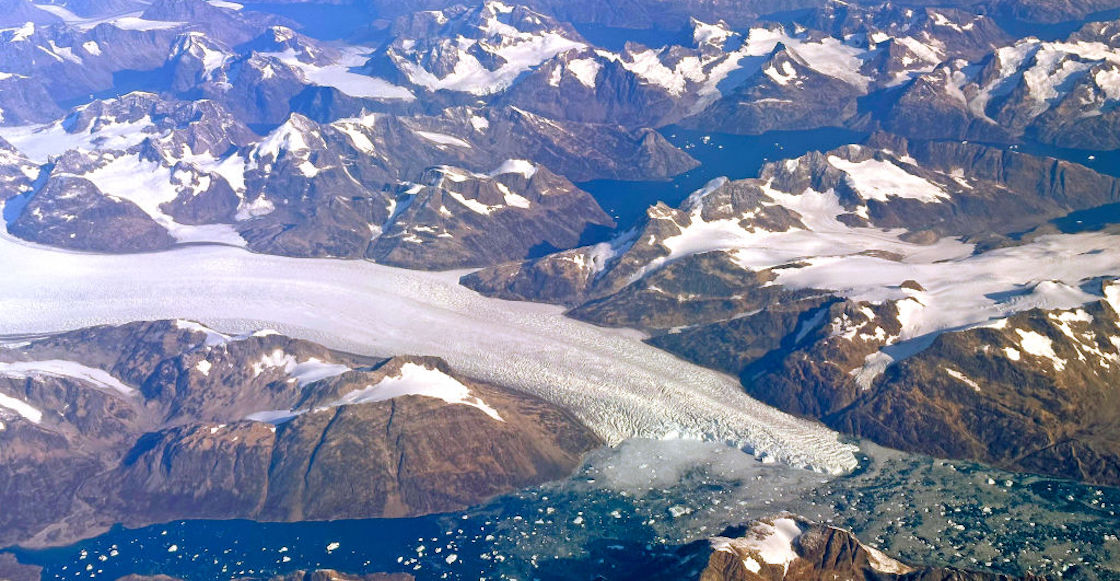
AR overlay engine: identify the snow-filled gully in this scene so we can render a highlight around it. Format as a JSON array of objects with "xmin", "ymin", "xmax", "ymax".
[{"xmin": 0, "ymin": 228, "xmax": 860, "ymax": 474}]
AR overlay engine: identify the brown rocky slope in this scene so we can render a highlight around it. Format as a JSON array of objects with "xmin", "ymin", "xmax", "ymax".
[{"xmin": 0, "ymin": 320, "xmax": 600, "ymax": 548}]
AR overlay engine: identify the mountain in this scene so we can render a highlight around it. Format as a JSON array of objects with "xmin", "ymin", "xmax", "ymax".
[
  {"xmin": 463, "ymin": 133, "xmax": 1120, "ymax": 485},
  {"xmin": 0, "ymin": 552, "xmax": 39, "ymax": 581},
  {"xmin": 465, "ymin": 133, "xmax": 1120, "ymax": 310},
  {"xmin": 0, "ymin": 94, "xmax": 688, "ymax": 261},
  {"xmin": 700, "ymin": 515, "xmax": 1040, "ymax": 581},
  {"xmin": 364, "ymin": 1, "xmax": 586, "ymax": 97},
  {"xmin": 0, "ymin": 138, "xmax": 37, "ymax": 201},
  {"xmin": 4, "ymin": 0, "xmax": 1120, "ymax": 575},
  {"xmin": 804, "ymin": 291, "xmax": 1120, "ymax": 485},
  {"xmin": 676, "ymin": 11, "xmax": 1004, "ymax": 135},
  {"xmin": 885, "ymin": 18, "xmax": 1120, "ymax": 148},
  {"xmin": 0, "ymin": 320, "xmax": 600, "ymax": 548},
  {"xmin": 368, "ymin": 161, "xmax": 613, "ymax": 269}
]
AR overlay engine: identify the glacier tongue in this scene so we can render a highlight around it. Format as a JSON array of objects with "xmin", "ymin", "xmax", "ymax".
[{"xmin": 0, "ymin": 226, "xmax": 859, "ymax": 474}]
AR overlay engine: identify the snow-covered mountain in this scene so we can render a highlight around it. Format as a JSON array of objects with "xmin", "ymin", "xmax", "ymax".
[
  {"xmin": 887, "ymin": 20, "xmax": 1120, "ymax": 148},
  {"xmin": 364, "ymin": 1, "xmax": 586, "ymax": 97},
  {"xmin": 464, "ymin": 132, "xmax": 1120, "ymax": 484},
  {"xmin": 0, "ymin": 93, "xmax": 685, "ymax": 261}
]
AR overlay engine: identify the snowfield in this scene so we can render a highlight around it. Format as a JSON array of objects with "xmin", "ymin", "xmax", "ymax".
[{"xmin": 0, "ymin": 224, "xmax": 859, "ymax": 474}]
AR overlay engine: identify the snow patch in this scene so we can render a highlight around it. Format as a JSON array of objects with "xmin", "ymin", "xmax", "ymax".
[
  {"xmin": 413, "ymin": 130, "xmax": 471, "ymax": 148},
  {"xmin": 263, "ymin": 47, "xmax": 414, "ymax": 101},
  {"xmin": 247, "ymin": 363, "xmax": 504, "ymax": 424},
  {"xmin": 195, "ymin": 360, "xmax": 212, "ymax": 376},
  {"xmin": 110, "ymin": 17, "xmax": 184, "ymax": 31},
  {"xmin": 567, "ymin": 58, "xmax": 601, "ymax": 88},
  {"xmin": 945, "ymin": 368, "xmax": 982, "ymax": 392},
  {"xmin": 827, "ymin": 156, "xmax": 949, "ymax": 203},
  {"xmin": 395, "ymin": 30, "xmax": 584, "ymax": 95},
  {"xmin": 489, "ymin": 159, "xmax": 537, "ymax": 179},
  {"xmin": 0, "ymin": 390, "xmax": 42, "ymax": 423},
  {"xmin": 251, "ymin": 349, "xmax": 351, "ymax": 387},
  {"xmin": 0, "ymin": 360, "xmax": 135, "ymax": 396},
  {"xmin": 333, "ymin": 363, "xmax": 503, "ymax": 421},
  {"xmin": 1015, "ymin": 329, "xmax": 1066, "ymax": 371},
  {"xmin": 711, "ymin": 518, "xmax": 804, "ymax": 574}
]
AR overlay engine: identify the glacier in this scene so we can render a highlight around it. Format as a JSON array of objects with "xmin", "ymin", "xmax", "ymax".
[{"xmin": 0, "ymin": 226, "xmax": 859, "ymax": 474}]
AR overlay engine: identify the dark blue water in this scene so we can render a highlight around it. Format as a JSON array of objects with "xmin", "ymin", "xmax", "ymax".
[
  {"xmin": 7, "ymin": 440, "xmax": 1120, "ymax": 580},
  {"xmin": 996, "ymin": 140, "xmax": 1120, "ymax": 235},
  {"xmin": 573, "ymin": 24, "xmax": 691, "ymax": 51},
  {"xmin": 240, "ymin": 2, "xmax": 385, "ymax": 41},
  {"xmin": 55, "ymin": 67, "xmax": 176, "ymax": 109},
  {"xmin": 1054, "ymin": 203, "xmax": 1120, "ymax": 233},
  {"xmin": 994, "ymin": 7, "xmax": 1120, "ymax": 41},
  {"xmin": 578, "ymin": 126, "xmax": 866, "ymax": 239},
  {"xmin": 1011, "ymin": 140, "xmax": 1120, "ymax": 178},
  {"xmin": 8, "ymin": 517, "xmax": 443, "ymax": 580}
]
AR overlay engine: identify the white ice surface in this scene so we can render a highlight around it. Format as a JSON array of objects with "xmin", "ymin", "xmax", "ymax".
[
  {"xmin": 0, "ymin": 360, "xmax": 135, "ymax": 396},
  {"xmin": 774, "ymin": 235, "xmax": 1120, "ymax": 345},
  {"xmin": 251, "ymin": 348, "xmax": 351, "ymax": 387},
  {"xmin": 827, "ymin": 156, "xmax": 949, "ymax": 203},
  {"xmin": 396, "ymin": 32, "xmax": 584, "ymax": 95},
  {"xmin": 751, "ymin": 518, "xmax": 803, "ymax": 570},
  {"xmin": 250, "ymin": 362, "xmax": 505, "ymax": 423},
  {"xmin": 413, "ymin": 130, "xmax": 471, "ymax": 148},
  {"xmin": 263, "ymin": 48, "xmax": 415, "ymax": 101},
  {"xmin": 649, "ymin": 183, "xmax": 1120, "ymax": 353},
  {"xmin": 0, "ymin": 391, "xmax": 42, "ymax": 423},
  {"xmin": 105, "ymin": 16, "xmax": 184, "ymax": 31},
  {"xmin": 0, "ymin": 221, "xmax": 858, "ymax": 474},
  {"xmin": 30, "ymin": 5, "xmax": 173, "ymax": 32},
  {"xmin": 207, "ymin": 0, "xmax": 243, "ymax": 10},
  {"xmin": 332, "ymin": 362, "xmax": 503, "ymax": 421},
  {"xmin": 0, "ymin": 115, "xmax": 155, "ymax": 164},
  {"xmin": 80, "ymin": 153, "xmax": 248, "ymax": 246},
  {"xmin": 490, "ymin": 159, "xmax": 537, "ymax": 179},
  {"xmin": 710, "ymin": 517, "xmax": 804, "ymax": 575}
]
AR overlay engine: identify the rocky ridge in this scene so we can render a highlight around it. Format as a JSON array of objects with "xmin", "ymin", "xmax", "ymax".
[
  {"xmin": 0, "ymin": 320, "xmax": 600, "ymax": 548},
  {"xmin": 700, "ymin": 515, "xmax": 1041, "ymax": 581},
  {"xmin": 463, "ymin": 134, "xmax": 1120, "ymax": 485}
]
